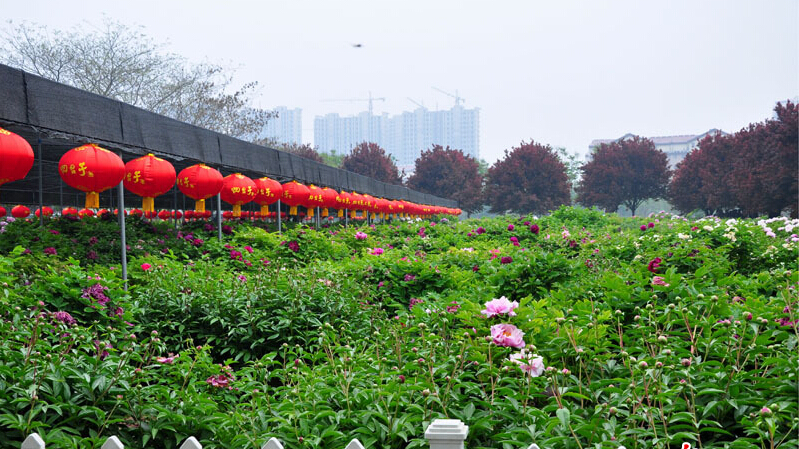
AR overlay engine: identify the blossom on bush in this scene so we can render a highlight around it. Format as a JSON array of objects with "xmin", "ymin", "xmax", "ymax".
[
  {"xmin": 447, "ymin": 301, "xmax": 460, "ymax": 313},
  {"xmin": 509, "ymin": 349, "xmax": 544, "ymax": 376},
  {"xmin": 82, "ymin": 283, "xmax": 110, "ymax": 306},
  {"xmin": 530, "ymin": 224, "xmax": 540, "ymax": 234},
  {"xmin": 43, "ymin": 247, "xmax": 57, "ymax": 255},
  {"xmin": 647, "ymin": 257, "xmax": 662, "ymax": 273},
  {"xmin": 370, "ymin": 247, "xmax": 384, "ymax": 255},
  {"xmin": 500, "ymin": 256, "xmax": 513, "ymax": 264},
  {"xmin": 409, "ymin": 297, "xmax": 424, "ymax": 310},
  {"xmin": 54, "ymin": 311, "xmax": 76, "ymax": 325},
  {"xmin": 476, "ymin": 227, "xmax": 486, "ymax": 235},
  {"xmin": 141, "ymin": 263, "xmax": 152, "ymax": 271},
  {"xmin": 287, "ymin": 241, "xmax": 300, "ymax": 252},
  {"xmin": 481, "ymin": 296, "xmax": 519, "ymax": 318},
  {"xmin": 404, "ymin": 274, "xmax": 416, "ymax": 282},
  {"xmin": 206, "ymin": 374, "xmax": 231, "ymax": 388},
  {"xmin": 237, "ymin": 274, "xmax": 247, "ymax": 283},
  {"xmin": 510, "ymin": 236, "xmax": 520, "ymax": 246},
  {"xmin": 508, "ymin": 224, "xmax": 514, "ymax": 231},
  {"xmin": 490, "ymin": 323, "xmax": 525, "ymax": 348},
  {"xmin": 157, "ymin": 354, "xmax": 179, "ymax": 364},
  {"xmin": 355, "ymin": 231, "xmax": 368, "ymax": 240},
  {"xmin": 244, "ymin": 246, "xmax": 253, "ymax": 253},
  {"xmin": 652, "ymin": 276, "xmax": 669, "ymax": 287}
]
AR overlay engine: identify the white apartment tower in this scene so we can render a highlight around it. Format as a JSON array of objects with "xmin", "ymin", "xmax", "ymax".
[
  {"xmin": 260, "ymin": 106, "xmax": 302, "ymax": 145},
  {"xmin": 314, "ymin": 105, "xmax": 480, "ymax": 170}
]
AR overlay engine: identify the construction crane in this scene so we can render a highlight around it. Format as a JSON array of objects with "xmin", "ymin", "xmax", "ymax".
[
  {"xmin": 322, "ymin": 92, "xmax": 386, "ymax": 116},
  {"xmin": 407, "ymin": 97, "xmax": 426, "ymax": 109},
  {"xmin": 431, "ymin": 87, "xmax": 465, "ymax": 106}
]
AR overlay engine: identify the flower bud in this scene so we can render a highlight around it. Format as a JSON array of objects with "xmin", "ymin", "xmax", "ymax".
[
  {"xmin": 657, "ymin": 335, "xmax": 667, "ymax": 343},
  {"xmin": 422, "ymin": 388, "xmax": 431, "ymax": 397},
  {"xmin": 760, "ymin": 406, "xmax": 772, "ymax": 417},
  {"xmin": 681, "ymin": 358, "xmax": 691, "ymax": 367}
]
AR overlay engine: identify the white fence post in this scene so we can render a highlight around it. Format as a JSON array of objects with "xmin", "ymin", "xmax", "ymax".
[
  {"xmin": 344, "ymin": 440, "xmax": 365, "ymax": 449},
  {"xmin": 100, "ymin": 436, "xmax": 124, "ymax": 449},
  {"xmin": 179, "ymin": 436, "xmax": 202, "ymax": 449},
  {"xmin": 425, "ymin": 419, "xmax": 469, "ymax": 449},
  {"xmin": 261, "ymin": 438, "xmax": 285, "ymax": 449},
  {"xmin": 21, "ymin": 433, "xmax": 45, "ymax": 449}
]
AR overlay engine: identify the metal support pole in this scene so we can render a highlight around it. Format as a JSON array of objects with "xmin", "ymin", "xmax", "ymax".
[
  {"xmin": 37, "ymin": 133, "xmax": 43, "ymax": 226},
  {"xmin": 316, "ymin": 207, "xmax": 320, "ymax": 230},
  {"xmin": 59, "ymin": 180, "xmax": 63, "ymax": 214},
  {"xmin": 345, "ymin": 209, "xmax": 349, "ymax": 227},
  {"xmin": 117, "ymin": 179, "xmax": 128, "ymax": 291},
  {"xmin": 173, "ymin": 187, "xmax": 178, "ymax": 229},
  {"xmin": 277, "ymin": 200, "xmax": 282, "ymax": 234},
  {"xmin": 216, "ymin": 193, "xmax": 223, "ymax": 241}
]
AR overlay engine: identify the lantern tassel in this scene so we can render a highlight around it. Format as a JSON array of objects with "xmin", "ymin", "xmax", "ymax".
[
  {"xmin": 338, "ymin": 209, "xmax": 344, "ymax": 218},
  {"xmin": 233, "ymin": 204, "xmax": 242, "ymax": 218},
  {"xmin": 260, "ymin": 205, "xmax": 269, "ymax": 217},
  {"xmin": 322, "ymin": 208, "xmax": 329, "ymax": 217},
  {"xmin": 142, "ymin": 197, "xmax": 155, "ymax": 213},
  {"xmin": 350, "ymin": 210, "xmax": 357, "ymax": 218},
  {"xmin": 195, "ymin": 199, "xmax": 205, "ymax": 213},
  {"xmin": 289, "ymin": 206, "xmax": 297, "ymax": 215},
  {"xmin": 85, "ymin": 192, "xmax": 99, "ymax": 209},
  {"xmin": 307, "ymin": 207, "xmax": 314, "ymax": 218}
]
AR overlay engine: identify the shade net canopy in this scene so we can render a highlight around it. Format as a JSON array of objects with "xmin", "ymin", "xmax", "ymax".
[{"xmin": 0, "ymin": 63, "xmax": 457, "ymax": 211}]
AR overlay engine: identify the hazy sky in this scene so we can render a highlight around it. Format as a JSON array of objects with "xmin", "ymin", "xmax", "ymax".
[{"xmin": 3, "ymin": 0, "xmax": 797, "ymax": 163}]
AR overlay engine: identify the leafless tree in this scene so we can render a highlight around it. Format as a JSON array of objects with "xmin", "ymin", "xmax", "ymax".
[{"xmin": 1, "ymin": 18, "xmax": 275, "ymax": 141}]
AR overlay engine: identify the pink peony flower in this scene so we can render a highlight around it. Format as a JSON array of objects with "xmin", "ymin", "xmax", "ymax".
[
  {"xmin": 507, "ymin": 224, "xmax": 514, "ymax": 231},
  {"xmin": 500, "ymin": 256, "xmax": 513, "ymax": 264},
  {"xmin": 355, "ymin": 231, "xmax": 368, "ymax": 240},
  {"xmin": 482, "ymin": 296, "xmax": 519, "ymax": 318},
  {"xmin": 141, "ymin": 263, "xmax": 152, "ymax": 271},
  {"xmin": 509, "ymin": 349, "xmax": 544, "ymax": 376},
  {"xmin": 530, "ymin": 224, "xmax": 540, "ymax": 234},
  {"xmin": 370, "ymin": 247, "xmax": 384, "ymax": 255},
  {"xmin": 652, "ymin": 276, "xmax": 669, "ymax": 287},
  {"xmin": 157, "ymin": 354, "xmax": 179, "ymax": 364},
  {"xmin": 490, "ymin": 323, "xmax": 525, "ymax": 348}
]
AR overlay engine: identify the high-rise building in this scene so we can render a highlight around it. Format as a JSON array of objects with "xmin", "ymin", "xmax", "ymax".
[
  {"xmin": 314, "ymin": 105, "xmax": 480, "ymax": 171},
  {"xmin": 260, "ymin": 107, "xmax": 302, "ymax": 145}
]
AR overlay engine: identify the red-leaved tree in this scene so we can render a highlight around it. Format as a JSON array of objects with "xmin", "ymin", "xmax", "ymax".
[
  {"xmin": 669, "ymin": 100, "xmax": 797, "ymax": 217},
  {"xmin": 406, "ymin": 145, "xmax": 484, "ymax": 214},
  {"xmin": 577, "ymin": 136, "xmax": 670, "ymax": 216},
  {"xmin": 342, "ymin": 142, "xmax": 403, "ymax": 185},
  {"xmin": 728, "ymin": 100, "xmax": 798, "ymax": 217},
  {"xmin": 484, "ymin": 141, "xmax": 571, "ymax": 214}
]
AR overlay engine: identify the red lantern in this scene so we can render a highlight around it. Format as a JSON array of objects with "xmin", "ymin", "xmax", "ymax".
[
  {"xmin": 173, "ymin": 210, "xmax": 183, "ymax": 219},
  {"xmin": 78, "ymin": 208, "xmax": 94, "ymax": 218},
  {"xmin": 336, "ymin": 191, "xmax": 353, "ymax": 217},
  {"xmin": 11, "ymin": 205, "xmax": 29, "ymax": 218},
  {"xmin": 304, "ymin": 185, "xmax": 325, "ymax": 218},
  {"xmin": 281, "ymin": 181, "xmax": 311, "ymax": 216},
  {"xmin": 176, "ymin": 164, "xmax": 223, "ymax": 213},
  {"xmin": 124, "ymin": 154, "xmax": 176, "ymax": 214},
  {"xmin": 63, "ymin": 207, "xmax": 78, "ymax": 216},
  {"xmin": 59, "ymin": 144, "xmax": 125, "ymax": 209},
  {"xmin": 130, "ymin": 209, "xmax": 143, "ymax": 218},
  {"xmin": 253, "ymin": 176, "xmax": 282, "ymax": 217},
  {"xmin": 0, "ymin": 128, "xmax": 35, "ymax": 198},
  {"xmin": 0, "ymin": 206, "xmax": 5, "ymax": 218},
  {"xmin": 35, "ymin": 206, "xmax": 54, "ymax": 218},
  {"xmin": 220, "ymin": 173, "xmax": 256, "ymax": 217},
  {"xmin": 320, "ymin": 187, "xmax": 338, "ymax": 217}
]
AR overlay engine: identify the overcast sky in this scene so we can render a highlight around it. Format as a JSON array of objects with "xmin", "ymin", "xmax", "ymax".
[{"xmin": 4, "ymin": 0, "xmax": 797, "ymax": 163}]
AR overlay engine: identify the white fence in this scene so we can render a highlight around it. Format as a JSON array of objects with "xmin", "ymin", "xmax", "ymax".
[{"xmin": 21, "ymin": 419, "xmax": 542, "ymax": 449}]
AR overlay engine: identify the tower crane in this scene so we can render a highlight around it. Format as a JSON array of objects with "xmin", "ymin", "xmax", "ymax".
[
  {"xmin": 431, "ymin": 87, "xmax": 465, "ymax": 106},
  {"xmin": 321, "ymin": 91, "xmax": 386, "ymax": 116},
  {"xmin": 407, "ymin": 98, "xmax": 426, "ymax": 109}
]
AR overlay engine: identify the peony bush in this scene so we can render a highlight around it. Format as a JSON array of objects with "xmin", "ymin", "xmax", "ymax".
[{"xmin": 0, "ymin": 207, "xmax": 796, "ymax": 448}]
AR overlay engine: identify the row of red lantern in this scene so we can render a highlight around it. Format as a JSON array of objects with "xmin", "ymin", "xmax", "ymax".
[{"xmin": 0, "ymin": 129, "xmax": 462, "ymax": 218}]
